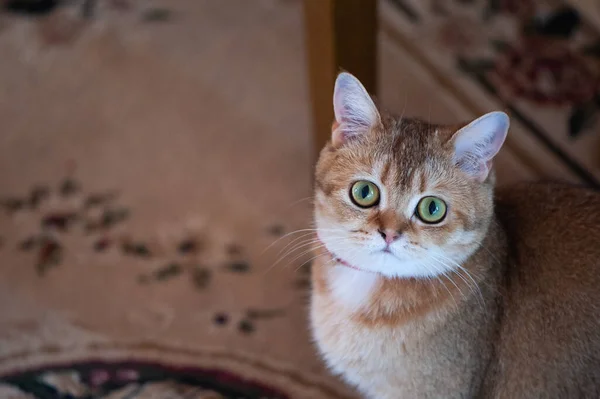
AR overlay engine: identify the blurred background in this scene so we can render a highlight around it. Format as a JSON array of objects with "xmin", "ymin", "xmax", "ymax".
[{"xmin": 0, "ymin": 0, "xmax": 599, "ymax": 398}]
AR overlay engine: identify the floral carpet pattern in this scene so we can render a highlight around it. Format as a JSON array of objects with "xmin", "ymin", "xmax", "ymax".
[
  {"xmin": 385, "ymin": 0, "xmax": 600, "ymax": 185},
  {"xmin": 1, "ymin": 361, "xmax": 289, "ymax": 398}
]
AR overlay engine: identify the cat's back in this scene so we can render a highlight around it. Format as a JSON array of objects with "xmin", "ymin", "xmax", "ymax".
[{"xmin": 489, "ymin": 182, "xmax": 600, "ymax": 398}]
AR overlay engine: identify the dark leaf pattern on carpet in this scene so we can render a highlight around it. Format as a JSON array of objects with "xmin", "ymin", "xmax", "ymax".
[{"xmin": 1, "ymin": 175, "xmax": 313, "ymax": 338}]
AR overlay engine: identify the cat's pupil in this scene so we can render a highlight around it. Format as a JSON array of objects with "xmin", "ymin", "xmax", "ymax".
[
  {"xmin": 428, "ymin": 201, "xmax": 438, "ymax": 215},
  {"xmin": 361, "ymin": 185, "xmax": 370, "ymax": 199}
]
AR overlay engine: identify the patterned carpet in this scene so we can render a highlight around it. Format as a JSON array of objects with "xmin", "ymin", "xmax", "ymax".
[
  {"xmin": 1, "ymin": 0, "xmax": 598, "ymax": 397},
  {"xmin": 0, "ymin": 0, "xmax": 352, "ymax": 397},
  {"xmin": 380, "ymin": 0, "xmax": 600, "ymax": 185}
]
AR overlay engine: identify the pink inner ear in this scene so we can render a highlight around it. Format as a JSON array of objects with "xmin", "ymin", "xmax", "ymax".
[
  {"xmin": 452, "ymin": 111, "xmax": 509, "ymax": 181},
  {"xmin": 331, "ymin": 72, "xmax": 380, "ymax": 147}
]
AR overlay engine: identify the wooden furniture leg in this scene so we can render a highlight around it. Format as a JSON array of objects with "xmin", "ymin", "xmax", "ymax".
[{"xmin": 303, "ymin": 0, "xmax": 378, "ymax": 155}]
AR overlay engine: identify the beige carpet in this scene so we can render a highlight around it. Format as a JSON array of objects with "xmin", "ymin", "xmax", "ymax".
[{"xmin": 0, "ymin": 0, "xmax": 356, "ymax": 397}]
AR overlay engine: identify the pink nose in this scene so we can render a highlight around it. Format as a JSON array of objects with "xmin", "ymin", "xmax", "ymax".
[{"xmin": 378, "ymin": 229, "xmax": 400, "ymax": 244}]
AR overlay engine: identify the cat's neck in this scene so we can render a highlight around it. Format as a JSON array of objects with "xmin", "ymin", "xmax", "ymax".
[{"xmin": 313, "ymin": 218, "xmax": 507, "ymax": 327}]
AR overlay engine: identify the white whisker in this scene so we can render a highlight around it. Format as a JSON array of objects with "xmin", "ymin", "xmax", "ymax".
[
  {"xmin": 261, "ymin": 228, "xmax": 346, "ymax": 254},
  {"xmin": 420, "ymin": 259, "xmax": 458, "ymax": 308},
  {"xmin": 274, "ymin": 236, "xmax": 347, "ymax": 266},
  {"xmin": 430, "ymin": 252, "xmax": 485, "ymax": 310}
]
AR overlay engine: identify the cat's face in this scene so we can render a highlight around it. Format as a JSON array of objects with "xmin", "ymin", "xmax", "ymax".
[{"xmin": 314, "ymin": 73, "xmax": 509, "ymax": 278}]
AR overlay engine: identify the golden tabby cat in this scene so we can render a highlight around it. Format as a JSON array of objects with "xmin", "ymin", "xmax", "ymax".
[{"xmin": 310, "ymin": 72, "xmax": 600, "ymax": 398}]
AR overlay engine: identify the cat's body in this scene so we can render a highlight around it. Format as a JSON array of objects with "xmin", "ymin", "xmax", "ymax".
[
  {"xmin": 312, "ymin": 183, "xmax": 600, "ymax": 398},
  {"xmin": 485, "ymin": 183, "xmax": 600, "ymax": 398},
  {"xmin": 310, "ymin": 73, "xmax": 600, "ymax": 398}
]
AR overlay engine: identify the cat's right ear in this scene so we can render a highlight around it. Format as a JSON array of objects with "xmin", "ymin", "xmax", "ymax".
[
  {"xmin": 332, "ymin": 72, "xmax": 381, "ymax": 147},
  {"xmin": 451, "ymin": 111, "xmax": 509, "ymax": 182}
]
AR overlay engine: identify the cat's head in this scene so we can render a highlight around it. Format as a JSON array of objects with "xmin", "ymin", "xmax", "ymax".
[{"xmin": 314, "ymin": 72, "xmax": 509, "ymax": 278}]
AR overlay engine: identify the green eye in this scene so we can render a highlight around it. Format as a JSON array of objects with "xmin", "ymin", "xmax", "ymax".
[
  {"xmin": 350, "ymin": 181, "xmax": 380, "ymax": 208},
  {"xmin": 416, "ymin": 196, "xmax": 447, "ymax": 224}
]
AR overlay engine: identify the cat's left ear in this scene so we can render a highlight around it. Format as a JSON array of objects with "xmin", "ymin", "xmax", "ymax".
[
  {"xmin": 451, "ymin": 111, "xmax": 509, "ymax": 182},
  {"xmin": 332, "ymin": 72, "xmax": 381, "ymax": 147}
]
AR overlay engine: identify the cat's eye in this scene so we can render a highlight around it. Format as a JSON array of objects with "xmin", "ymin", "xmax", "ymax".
[
  {"xmin": 350, "ymin": 181, "xmax": 380, "ymax": 208},
  {"xmin": 416, "ymin": 196, "xmax": 447, "ymax": 224}
]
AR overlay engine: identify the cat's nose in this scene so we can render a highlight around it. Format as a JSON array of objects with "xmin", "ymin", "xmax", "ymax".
[{"xmin": 378, "ymin": 229, "xmax": 401, "ymax": 244}]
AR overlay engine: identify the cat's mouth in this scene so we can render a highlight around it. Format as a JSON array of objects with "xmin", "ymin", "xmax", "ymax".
[{"xmin": 373, "ymin": 247, "xmax": 403, "ymax": 260}]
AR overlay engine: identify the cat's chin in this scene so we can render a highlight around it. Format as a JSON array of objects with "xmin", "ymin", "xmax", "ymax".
[
  {"xmin": 373, "ymin": 259, "xmax": 443, "ymax": 279},
  {"xmin": 335, "ymin": 250, "xmax": 452, "ymax": 279}
]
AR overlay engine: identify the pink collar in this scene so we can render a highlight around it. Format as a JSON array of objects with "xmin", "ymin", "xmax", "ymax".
[
  {"xmin": 333, "ymin": 256, "xmax": 363, "ymax": 271},
  {"xmin": 331, "ymin": 254, "xmax": 379, "ymax": 275},
  {"xmin": 318, "ymin": 238, "xmax": 376, "ymax": 274}
]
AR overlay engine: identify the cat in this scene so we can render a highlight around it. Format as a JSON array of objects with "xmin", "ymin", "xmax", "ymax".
[{"xmin": 310, "ymin": 72, "xmax": 600, "ymax": 398}]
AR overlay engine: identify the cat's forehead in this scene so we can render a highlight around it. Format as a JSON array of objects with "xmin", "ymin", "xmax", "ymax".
[
  {"xmin": 350, "ymin": 118, "xmax": 450, "ymax": 181},
  {"xmin": 382, "ymin": 117, "xmax": 448, "ymax": 154},
  {"xmin": 315, "ymin": 117, "xmax": 457, "ymax": 198}
]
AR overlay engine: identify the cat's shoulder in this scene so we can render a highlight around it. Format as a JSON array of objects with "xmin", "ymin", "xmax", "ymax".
[
  {"xmin": 495, "ymin": 181, "xmax": 600, "ymax": 227},
  {"xmin": 493, "ymin": 180, "xmax": 600, "ymax": 281},
  {"xmin": 493, "ymin": 181, "xmax": 600, "ymax": 285}
]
